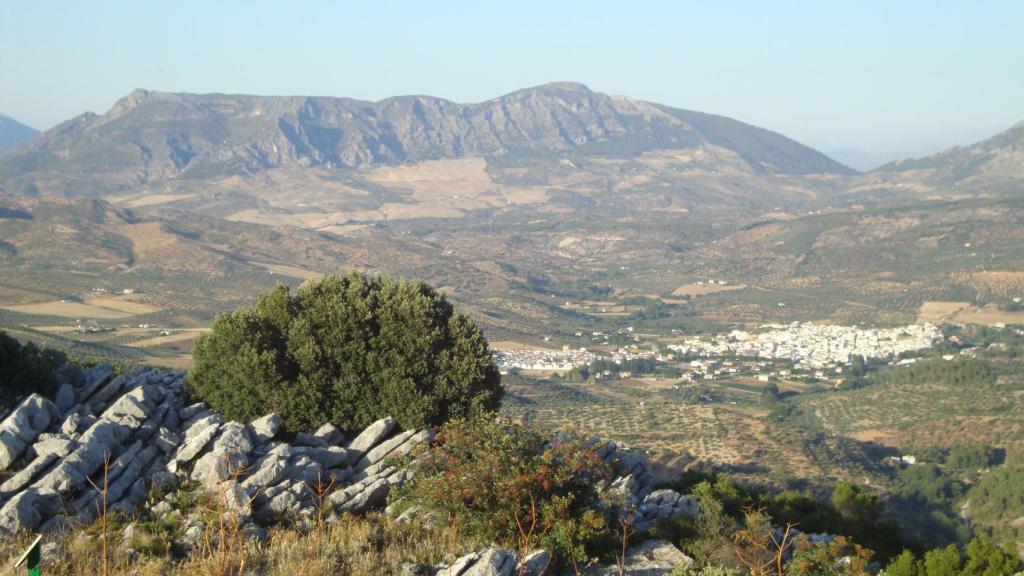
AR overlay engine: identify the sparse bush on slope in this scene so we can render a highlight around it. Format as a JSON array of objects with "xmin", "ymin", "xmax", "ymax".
[
  {"xmin": 187, "ymin": 272, "xmax": 502, "ymax": 433},
  {"xmin": 396, "ymin": 415, "xmax": 617, "ymax": 569}
]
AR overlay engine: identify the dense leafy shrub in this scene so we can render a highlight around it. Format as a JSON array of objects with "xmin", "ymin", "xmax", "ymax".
[
  {"xmin": 0, "ymin": 331, "xmax": 63, "ymax": 410},
  {"xmin": 187, "ymin": 272, "xmax": 502, "ymax": 433},
  {"xmin": 396, "ymin": 415, "xmax": 616, "ymax": 568}
]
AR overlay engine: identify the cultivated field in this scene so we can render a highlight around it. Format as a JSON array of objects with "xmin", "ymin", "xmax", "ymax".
[
  {"xmin": 501, "ymin": 376, "xmax": 875, "ymax": 484},
  {"xmin": 792, "ymin": 375, "xmax": 1024, "ymax": 452}
]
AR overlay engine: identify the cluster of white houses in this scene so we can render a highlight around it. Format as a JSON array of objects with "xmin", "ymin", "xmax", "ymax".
[
  {"xmin": 493, "ymin": 345, "xmax": 666, "ymax": 373},
  {"xmin": 493, "ymin": 347, "xmax": 600, "ymax": 371},
  {"xmin": 668, "ymin": 322, "xmax": 943, "ymax": 369}
]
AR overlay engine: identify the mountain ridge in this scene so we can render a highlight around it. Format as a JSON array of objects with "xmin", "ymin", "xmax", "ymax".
[
  {"xmin": 872, "ymin": 119, "xmax": 1024, "ymax": 191},
  {"xmin": 0, "ymin": 82, "xmax": 853, "ymax": 196}
]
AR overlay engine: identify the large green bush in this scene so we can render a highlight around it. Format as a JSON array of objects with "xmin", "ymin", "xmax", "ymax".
[
  {"xmin": 187, "ymin": 272, "xmax": 502, "ymax": 433},
  {"xmin": 0, "ymin": 331, "xmax": 62, "ymax": 410}
]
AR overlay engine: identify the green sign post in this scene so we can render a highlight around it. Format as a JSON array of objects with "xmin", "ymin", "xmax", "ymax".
[{"xmin": 13, "ymin": 534, "xmax": 42, "ymax": 576}]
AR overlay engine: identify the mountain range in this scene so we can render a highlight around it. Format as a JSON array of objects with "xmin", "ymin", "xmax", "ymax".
[{"xmin": 0, "ymin": 82, "xmax": 851, "ymax": 198}]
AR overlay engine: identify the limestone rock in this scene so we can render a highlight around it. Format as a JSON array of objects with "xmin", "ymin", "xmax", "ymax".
[
  {"xmin": 173, "ymin": 421, "xmax": 221, "ymax": 464},
  {"xmin": 520, "ymin": 549, "xmax": 551, "ymax": 576},
  {"xmin": 241, "ymin": 453, "xmax": 287, "ymax": 490},
  {"xmin": 78, "ymin": 363, "xmax": 114, "ymax": 400},
  {"xmin": 314, "ymin": 423, "xmax": 344, "ymax": 445},
  {"xmin": 437, "ymin": 547, "xmax": 518, "ymax": 576},
  {"xmin": 0, "ymin": 489, "xmax": 63, "ymax": 534},
  {"xmin": 32, "ymin": 436, "xmax": 75, "ymax": 459},
  {"xmin": 463, "ymin": 547, "xmax": 516, "ymax": 576},
  {"xmin": 293, "ymin": 432, "xmax": 328, "ymax": 447},
  {"xmin": 0, "ymin": 394, "xmax": 61, "ymax": 470},
  {"xmin": 353, "ymin": 429, "xmax": 415, "ymax": 473},
  {"xmin": 54, "ymin": 382, "xmax": 76, "ymax": 412},
  {"xmin": 250, "ymin": 413, "xmax": 281, "ymax": 444},
  {"xmin": 330, "ymin": 476, "xmax": 391, "ymax": 514},
  {"xmin": 346, "ymin": 416, "xmax": 396, "ymax": 459},
  {"xmin": 191, "ymin": 448, "xmax": 247, "ymax": 485},
  {"xmin": 0, "ymin": 452, "xmax": 58, "ymax": 494},
  {"xmin": 590, "ymin": 539, "xmax": 694, "ymax": 575}
]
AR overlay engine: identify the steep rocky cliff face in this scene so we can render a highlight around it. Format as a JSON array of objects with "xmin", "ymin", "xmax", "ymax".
[{"xmin": 0, "ymin": 83, "xmax": 850, "ymax": 196}]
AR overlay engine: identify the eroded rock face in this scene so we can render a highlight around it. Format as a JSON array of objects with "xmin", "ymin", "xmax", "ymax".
[
  {"xmin": 0, "ymin": 394, "xmax": 61, "ymax": 470},
  {"xmin": 0, "ymin": 364, "xmax": 433, "ymax": 537}
]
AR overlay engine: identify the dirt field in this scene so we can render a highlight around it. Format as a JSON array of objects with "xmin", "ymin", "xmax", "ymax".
[
  {"xmin": 488, "ymin": 340, "xmax": 561, "ymax": 352},
  {"xmin": 916, "ymin": 301, "xmax": 971, "ymax": 324},
  {"xmin": 671, "ymin": 282, "xmax": 746, "ymax": 297},
  {"xmin": 249, "ymin": 261, "xmax": 326, "ymax": 281},
  {"xmin": 114, "ymin": 193, "xmax": 198, "ymax": 208},
  {"xmin": 2, "ymin": 301, "xmax": 134, "ymax": 319},
  {"xmin": 128, "ymin": 329, "xmax": 208, "ymax": 348},
  {"xmin": 953, "ymin": 306, "xmax": 1024, "ymax": 326},
  {"xmin": 83, "ymin": 296, "xmax": 161, "ymax": 315},
  {"xmin": 918, "ymin": 301, "xmax": 1024, "ymax": 326}
]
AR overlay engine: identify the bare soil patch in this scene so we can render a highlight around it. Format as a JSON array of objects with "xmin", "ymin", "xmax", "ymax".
[
  {"xmin": 671, "ymin": 283, "xmax": 746, "ymax": 297},
  {"xmin": 916, "ymin": 301, "xmax": 970, "ymax": 324},
  {"xmin": 2, "ymin": 301, "xmax": 134, "ymax": 319}
]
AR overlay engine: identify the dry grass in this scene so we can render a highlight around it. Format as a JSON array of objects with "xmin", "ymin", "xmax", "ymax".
[{"xmin": 1, "ymin": 513, "xmax": 464, "ymax": 576}]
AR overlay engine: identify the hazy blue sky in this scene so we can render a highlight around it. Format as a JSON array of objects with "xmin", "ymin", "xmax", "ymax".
[{"xmin": 2, "ymin": 0, "xmax": 1021, "ymax": 155}]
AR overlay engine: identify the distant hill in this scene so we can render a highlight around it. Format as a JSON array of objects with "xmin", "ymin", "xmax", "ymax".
[
  {"xmin": 874, "ymin": 120, "xmax": 1024, "ymax": 192},
  {"xmin": 0, "ymin": 82, "xmax": 851, "ymax": 196},
  {"xmin": 0, "ymin": 113, "xmax": 38, "ymax": 154}
]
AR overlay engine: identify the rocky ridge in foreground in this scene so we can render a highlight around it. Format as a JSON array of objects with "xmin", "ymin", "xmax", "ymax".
[{"xmin": 0, "ymin": 363, "xmax": 700, "ymax": 572}]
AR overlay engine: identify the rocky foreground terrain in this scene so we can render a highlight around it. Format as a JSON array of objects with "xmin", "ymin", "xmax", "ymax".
[{"xmin": 0, "ymin": 363, "xmax": 703, "ymax": 574}]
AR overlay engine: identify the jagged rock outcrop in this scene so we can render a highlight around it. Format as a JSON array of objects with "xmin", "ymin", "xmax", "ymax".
[
  {"xmin": 0, "ymin": 364, "xmax": 432, "ymax": 536},
  {"xmin": 593, "ymin": 439, "xmax": 701, "ymax": 531}
]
